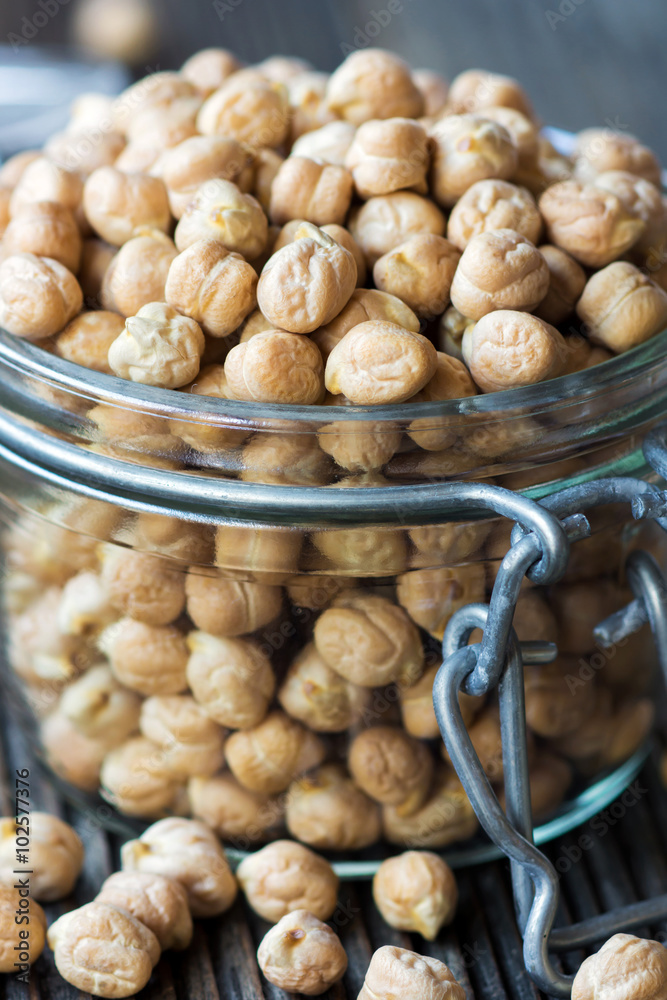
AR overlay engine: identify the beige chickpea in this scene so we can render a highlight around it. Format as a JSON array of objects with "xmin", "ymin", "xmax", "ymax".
[
  {"xmin": 374, "ymin": 235, "xmax": 460, "ymax": 319},
  {"xmin": 269, "ymin": 156, "xmax": 353, "ymax": 227},
  {"xmin": 250, "ymin": 148, "xmax": 285, "ymax": 216},
  {"xmin": 258, "ymin": 910, "xmax": 347, "ymax": 997},
  {"xmin": 9, "ymin": 157, "xmax": 84, "ymax": 220},
  {"xmin": 481, "ymin": 106, "xmax": 539, "ymax": 170},
  {"xmin": 311, "ymin": 524, "xmax": 408, "ymax": 576},
  {"xmin": 551, "ymin": 579, "xmax": 631, "ymax": 655},
  {"xmin": 97, "ymin": 871, "xmax": 192, "ymax": 952},
  {"xmin": 534, "ymin": 243, "xmax": 587, "ymax": 325},
  {"xmin": 100, "ymin": 618, "xmax": 189, "ymax": 696},
  {"xmin": 238, "ymin": 308, "xmax": 275, "ymax": 341},
  {"xmin": 0, "ymin": 884, "xmax": 46, "ymax": 973},
  {"xmin": 594, "ymin": 170, "xmax": 667, "ymax": 257},
  {"xmin": 400, "ymin": 663, "xmax": 484, "ymax": 739},
  {"xmin": 174, "ymin": 178, "xmax": 267, "ymax": 260},
  {"xmin": 101, "ymin": 231, "xmax": 178, "ymax": 317},
  {"xmin": 8, "ymin": 584, "xmax": 82, "ymax": 687},
  {"xmin": 108, "ymin": 301, "xmax": 205, "ymax": 388},
  {"xmin": 54, "ymin": 310, "xmax": 125, "ymax": 373},
  {"xmin": 314, "ymin": 591, "xmax": 423, "ymax": 688},
  {"xmin": 326, "ymin": 49, "xmax": 423, "ymax": 123},
  {"xmin": 0, "ymin": 812, "xmax": 83, "ymax": 902},
  {"xmin": 181, "ymin": 48, "xmax": 242, "ymax": 97},
  {"xmin": 0, "ymin": 252, "xmax": 82, "ymax": 339},
  {"xmin": 574, "ymin": 128, "xmax": 662, "ymax": 186},
  {"xmin": 359, "ymin": 946, "xmax": 466, "ymax": 1000},
  {"xmin": 237, "ymin": 840, "xmax": 339, "ymax": 924},
  {"xmin": 286, "ymin": 70, "xmax": 337, "ymax": 142},
  {"xmin": 197, "ymin": 74, "xmax": 289, "ymax": 148},
  {"xmin": 57, "ymin": 568, "xmax": 115, "ymax": 635},
  {"xmin": 576, "ymin": 261, "xmax": 667, "ymax": 353},
  {"xmin": 165, "ymin": 238, "xmax": 257, "ymax": 338},
  {"xmin": 321, "ymin": 223, "xmax": 367, "ymax": 285},
  {"xmin": 524, "ymin": 659, "xmax": 597, "ymax": 738},
  {"xmin": 225, "ymin": 710, "xmax": 325, "ymax": 794},
  {"xmin": 158, "ymin": 135, "xmax": 251, "ymax": 218},
  {"xmin": 291, "ymin": 119, "xmax": 357, "ymax": 166},
  {"xmin": 3, "ymin": 200, "xmax": 82, "ymax": 272},
  {"xmin": 87, "ymin": 404, "xmax": 182, "ymax": 459},
  {"xmin": 48, "ymin": 901, "xmax": 160, "ymax": 998},
  {"xmin": 45, "ymin": 126, "xmax": 126, "ymax": 177},
  {"xmin": 318, "ymin": 401, "xmax": 402, "ymax": 473},
  {"xmin": 40, "ymin": 711, "xmax": 110, "ymax": 792},
  {"xmin": 139, "ymin": 695, "xmax": 227, "ymax": 778},
  {"xmin": 257, "ymin": 222, "xmax": 356, "ymax": 333},
  {"xmin": 397, "ymin": 562, "xmax": 486, "ymax": 640},
  {"xmin": 573, "ymin": 933, "xmax": 667, "ymax": 1000},
  {"xmin": 121, "ymin": 816, "xmax": 238, "ymax": 917},
  {"xmin": 383, "ymin": 765, "xmax": 478, "ymax": 848},
  {"xmin": 450, "ymin": 229, "xmax": 549, "ymax": 320},
  {"xmin": 438, "ymin": 304, "xmax": 475, "ymax": 360},
  {"xmin": 467, "ymin": 310, "xmax": 566, "ymax": 393},
  {"xmin": 286, "ymin": 763, "xmax": 381, "ymax": 850},
  {"xmin": 430, "ymin": 114, "xmax": 518, "ymax": 208},
  {"xmin": 215, "ymin": 523, "xmax": 303, "ymax": 580},
  {"xmin": 100, "ymin": 735, "xmax": 186, "ymax": 818},
  {"xmin": 0, "ymin": 184, "xmax": 11, "ymax": 237},
  {"xmin": 77, "ymin": 237, "xmax": 115, "ymax": 305},
  {"xmin": 407, "ymin": 353, "xmax": 477, "ymax": 452},
  {"xmin": 286, "ymin": 575, "xmax": 357, "ymax": 610},
  {"xmin": 348, "ymin": 190, "xmax": 446, "ymax": 267},
  {"xmin": 345, "ymin": 117, "xmax": 429, "ymax": 198},
  {"xmin": 188, "ymin": 771, "xmax": 283, "ymax": 842},
  {"xmin": 349, "ymin": 726, "xmax": 433, "ymax": 815},
  {"xmin": 312, "ymin": 286, "xmax": 420, "ymax": 360},
  {"xmin": 373, "ymin": 851, "xmax": 458, "ymax": 941},
  {"xmin": 225, "ymin": 330, "xmax": 324, "ymax": 404},
  {"xmin": 447, "ymin": 68, "xmax": 535, "ymax": 118},
  {"xmin": 129, "ymin": 513, "xmax": 213, "ymax": 565},
  {"xmin": 325, "ymin": 320, "xmax": 437, "ymax": 405},
  {"xmin": 539, "ymin": 180, "xmax": 645, "ymax": 268},
  {"xmin": 60, "ymin": 663, "xmax": 141, "ymax": 743},
  {"xmin": 409, "ymin": 521, "xmax": 490, "ymax": 569},
  {"xmin": 278, "ymin": 642, "xmax": 370, "ymax": 732},
  {"xmin": 100, "ymin": 546, "xmax": 185, "ymax": 625},
  {"xmin": 560, "ymin": 335, "xmax": 613, "ymax": 376},
  {"xmin": 186, "ymin": 630, "xmax": 275, "ymax": 729},
  {"xmin": 171, "ymin": 364, "xmax": 251, "ymax": 453},
  {"xmin": 112, "ymin": 72, "xmax": 198, "ymax": 133},
  {"xmin": 256, "ymin": 55, "xmax": 312, "ymax": 81},
  {"xmin": 413, "ymin": 68, "xmax": 449, "ymax": 117},
  {"xmin": 82, "ymin": 167, "xmax": 170, "ymax": 246},
  {"xmin": 0, "ymin": 149, "xmax": 41, "ymax": 188},
  {"xmin": 185, "ymin": 568, "xmax": 282, "ymax": 636},
  {"xmin": 122, "ymin": 94, "xmax": 202, "ymax": 152},
  {"xmin": 240, "ymin": 432, "xmax": 333, "ymax": 486},
  {"xmin": 447, "ymin": 179, "xmax": 542, "ymax": 251}
]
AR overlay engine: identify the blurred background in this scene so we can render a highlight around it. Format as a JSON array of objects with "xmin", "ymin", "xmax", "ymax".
[{"xmin": 0, "ymin": 0, "xmax": 665, "ymax": 158}]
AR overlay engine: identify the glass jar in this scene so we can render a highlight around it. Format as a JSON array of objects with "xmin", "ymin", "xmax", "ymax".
[{"xmin": 0, "ymin": 328, "xmax": 665, "ymax": 871}]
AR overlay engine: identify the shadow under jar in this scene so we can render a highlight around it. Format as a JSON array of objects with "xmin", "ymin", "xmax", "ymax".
[{"xmin": 0, "ymin": 328, "xmax": 665, "ymax": 873}]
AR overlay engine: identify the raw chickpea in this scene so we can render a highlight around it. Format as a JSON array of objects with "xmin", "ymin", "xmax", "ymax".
[
  {"xmin": 373, "ymin": 235, "xmax": 461, "ymax": 318},
  {"xmin": 550, "ymin": 579, "xmax": 630, "ymax": 654},
  {"xmin": 481, "ymin": 106, "xmax": 539, "ymax": 170},
  {"xmin": 172, "ymin": 364, "xmax": 251, "ymax": 453},
  {"xmin": 165, "ymin": 239, "xmax": 257, "ymax": 338},
  {"xmin": 101, "ymin": 230, "xmax": 178, "ymax": 317},
  {"xmin": 0, "ymin": 812, "xmax": 83, "ymax": 902},
  {"xmin": 438, "ymin": 304, "xmax": 474, "ymax": 359},
  {"xmin": 325, "ymin": 320, "xmax": 437, "ymax": 405},
  {"xmin": 407, "ymin": 353, "xmax": 477, "ymax": 452},
  {"xmin": 574, "ymin": 128, "xmax": 662, "ymax": 186},
  {"xmin": 314, "ymin": 591, "xmax": 423, "ymax": 688},
  {"xmin": 450, "ymin": 229, "xmax": 549, "ymax": 320},
  {"xmin": 594, "ymin": 170, "xmax": 667, "ymax": 256},
  {"xmin": 576, "ymin": 261, "xmax": 667, "ymax": 353},
  {"xmin": 573, "ymin": 933, "xmax": 667, "ymax": 1000},
  {"xmin": 225, "ymin": 710, "xmax": 326, "ymax": 794},
  {"xmin": 285, "ymin": 763, "xmax": 382, "ymax": 850},
  {"xmin": 186, "ymin": 630, "xmax": 275, "ymax": 729},
  {"xmin": 0, "ymin": 149, "xmax": 41, "ymax": 188},
  {"xmin": 197, "ymin": 74, "xmax": 290, "ymax": 148},
  {"xmin": 311, "ymin": 524, "xmax": 408, "ymax": 576},
  {"xmin": 3, "ymin": 200, "xmax": 82, "ymax": 272},
  {"xmin": 256, "ymin": 55, "xmax": 312, "ymax": 81},
  {"xmin": 447, "ymin": 179, "xmax": 542, "ymax": 250},
  {"xmin": 216, "ymin": 523, "xmax": 303, "ymax": 580},
  {"xmin": 108, "ymin": 301, "xmax": 205, "ymax": 388},
  {"xmin": 382, "ymin": 765, "xmax": 479, "ymax": 848},
  {"xmin": 286, "ymin": 575, "xmax": 356, "ymax": 610},
  {"xmin": 40, "ymin": 711, "xmax": 110, "ymax": 792},
  {"xmin": 413, "ymin": 68, "xmax": 450, "ymax": 117},
  {"xmin": 409, "ymin": 521, "xmax": 490, "ymax": 569},
  {"xmin": 258, "ymin": 909, "xmax": 347, "ymax": 996},
  {"xmin": 100, "ymin": 546, "xmax": 185, "ymax": 625},
  {"xmin": 312, "ymin": 286, "xmax": 419, "ymax": 360},
  {"xmin": 400, "ymin": 663, "xmax": 485, "ymax": 739},
  {"xmin": 238, "ymin": 840, "xmax": 339, "ymax": 923},
  {"xmin": 286, "ymin": 70, "xmax": 337, "ymax": 142},
  {"xmin": 181, "ymin": 48, "xmax": 242, "ymax": 97},
  {"xmin": 121, "ymin": 816, "xmax": 238, "ymax": 917},
  {"xmin": 87, "ymin": 404, "xmax": 182, "ymax": 458},
  {"xmin": 100, "ymin": 618, "xmax": 189, "ymax": 695},
  {"xmin": 158, "ymin": 135, "xmax": 251, "ymax": 218},
  {"xmin": 524, "ymin": 659, "xmax": 597, "ymax": 738},
  {"xmin": 59, "ymin": 663, "xmax": 141, "ymax": 743},
  {"xmin": 447, "ymin": 68, "xmax": 535, "ymax": 119},
  {"xmin": 442, "ymin": 706, "xmax": 508, "ymax": 782},
  {"xmin": 348, "ymin": 190, "xmax": 446, "ymax": 266},
  {"xmin": 78, "ymin": 237, "xmax": 115, "ymax": 306},
  {"xmin": 534, "ymin": 244, "xmax": 587, "ymax": 325},
  {"xmin": 291, "ymin": 120, "xmax": 357, "ymax": 166},
  {"xmin": 238, "ymin": 308, "xmax": 275, "ymax": 341},
  {"xmin": 100, "ymin": 735, "xmax": 186, "ymax": 818},
  {"xmin": 57, "ymin": 568, "xmax": 115, "ymax": 635},
  {"xmin": 430, "ymin": 114, "xmax": 518, "ymax": 208},
  {"xmin": 269, "ymin": 156, "xmax": 353, "ymax": 227},
  {"xmin": 9, "ymin": 157, "xmax": 83, "ymax": 219},
  {"xmin": 538, "ymin": 180, "xmax": 645, "ymax": 268},
  {"xmin": 345, "ymin": 118, "xmax": 430, "ymax": 198},
  {"xmin": 467, "ymin": 310, "xmax": 566, "ymax": 393},
  {"xmin": 326, "ymin": 49, "xmax": 423, "ymax": 123},
  {"xmin": 359, "ymin": 946, "xmax": 466, "ymax": 1000},
  {"xmin": 349, "ymin": 726, "xmax": 434, "ymax": 814},
  {"xmin": 54, "ymin": 310, "xmax": 125, "ymax": 373},
  {"xmin": 45, "ymin": 127, "xmax": 126, "ymax": 177},
  {"xmin": 318, "ymin": 410, "xmax": 402, "ymax": 473},
  {"xmin": 188, "ymin": 771, "xmax": 283, "ymax": 842},
  {"xmin": 83, "ymin": 167, "xmax": 171, "ymax": 246},
  {"xmin": 257, "ymin": 222, "xmax": 356, "ymax": 333},
  {"xmin": 139, "ymin": 695, "xmax": 227, "ymax": 778},
  {"xmin": 225, "ymin": 330, "xmax": 324, "ymax": 404},
  {"xmin": 130, "ymin": 513, "xmax": 214, "ymax": 564},
  {"xmin": 0, "ymin": 885, "xmax": 46, "ymax": 973},
  {"xmin": 0, "ymin": 253, "xmax": 82, "ymax": 339},
  {"xmin": 251, "ymin": 148, "xmax": 285, "ymax": 214},
  {"xmin": 321, "ymin": 223, "xmax": 367, "ymax": 285},
  {"xmin": 48, "ymin": 901, "xmax": 160, "ymax": 998},
  {"xmin": 174, "ymin": 178, "xmax": 267, "ymax": 260},
  {"xmin": 373, "ymin": 851, "xmax": 458, "ymax": 941},
  {"xmin": 240, "ymin": 432, "xmax": 333, "ymax": 486},
  {"xmin": 0, "ymin": 185, "xmax": 10, "ymax": 236},
  {"xmin": 278, "ymin": 642, "xmax": 370, "ymax": 732},
  {"xmin": 112, "ymin": 72, "xmax": 198, "ymax": 133},
  {"xmin": 186, "ymin": 568, "xmax": 282, "ymax": 636},
  {"xmin": 97, "ymin": 871, "xmax": 192, "ymax": 951}
]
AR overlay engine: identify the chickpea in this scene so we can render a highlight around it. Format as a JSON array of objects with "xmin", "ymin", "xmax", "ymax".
[
  {"xmin": 286, "ymin": 575, "xmax": 357, "ymax": 610},
  {"xmin": 400, "ymin": 663, "xmax": 485, "ymax": 739},
  {"xmin": 188, "ymin": 771, "xmax": 284, "ymax": 842},
  {"xmin": 100, "ymin": 735, "xmax": 185, "ymax": 818},
  {"xmin": 181, "ymin": 48, "xmax": 242, "ymax": 97},
  {"xmin": 0, "ymin": 252, "xmax": 82, "ymax": 339},
  {"xmin": 291, "ymin": 119, "xmax": 357, "ymax": 166},
  {"xmin": 197, "ymin": 74, "xmax": 290, "ymax": 148},
  {"xmin": 0, "ymin": 812, "xmax": 83, "ymax": 902},
  {"xmin": 533, "ymin": 243, "xmax": 587, "ymax": 326},
  {"xmin": 257, "ymin": 222, "xmax": 356, "ymax": 333},
  {"xmin": 594, "ymin": 170, "xmax": 667, "ymax": 257},
  {"xmin": 576, "ymin": 261, "xmax": 667, "ymax": 353},
  {"xmin": 240, "ymin": 432, "xmax": 333, "ymax": 486},
  {"xmin": 108, "ymin": 301, "xmax": 205, "ymax": 388},
  {"xmin": 139, "ymin": 695, "xmax": 227, "ymax": 778},
  {"xmin": 100, "ymin": 618, "xmax": 189, "ymax": 695},
  {"xmin": 397, "ymin": 562, "xmax": 486, "ymax": 641},
  {"xmin": 60, "ymin": 663, "xmax": 141, "ymax": 743},
  {"xmin": 257, "ymin": 909, "xmax": 347, "ymax": 996},
  {"xmin": 524, "ymin": 659, "xmax": 598, "ymax": 738},
  {"xmin": 573, "ymin": 933, "xmax": 667, "ymax": 1000},
  {"xmin": 447, "ymin": 68, "xmax": 535, "ymax": 118},
  {"xmin": 215, "ymin": 523, "xmax": 303, "ymax": 581},
  {"xmin": 447, "ymin": 179, "xmax": 542, "ymax": 251},
  {"xmin": 314, "ymin": 591, "xmax": 423, "ymax": 688},
  {"xmin": 312, "ymin": 286, "xmax": 420, "ymax": 361},
  {"xmin": 48, "ymin": 901, "xmax": 160, "ymax": 998},
  {"xmin": 407, "ymin": 353, "xmax": 477, "ymax": 452},
  {"xmin": 45, "ymin": 126, "xmax": 126, "ymax": 177},
  {"xmin": 225, "ymin": 710, "xmax": 326, "ymax": 794},
  {"xmin": 318, "ymin": 411, "xmax": 402, "ymax": 473},
  {"xmin": 256, "ymin": 55, "xmax": 312, "ymax": 82},
  {"xmin": 77, "ymin": 237, "xmax": 115, "ymax": 305},
  {"xmin": 174, "ymin": 178, "xmax": 267, "ymax": 261},
  {"xmin": 409, "ymin": 521, "xmax": 490, "ymax": 570},
  {"xmin": 158, "ymin": 135, "xmax": 251, "ymax": 218},
  {"xmin": 373, "ymin": 851, "xmax": 457, "ymax": 941},
  {"xmin": 121, "ymin": 816, "xmax": 238, "ymax": 917},
  {"xmin": 326, "ymin": 49, "xmax": 423, "ymax": 123},
  {"xmin": 551, "ymin": 579, "xmax": 630, "ymax": 655},
  {"xmin": 112, "ymin": 72, "xmax": 198, "ymax": 133},
  {"xmin": 0, "ymin": 184, "xmax": 10, "ymax": 236},
  {"xmin": 311, "ymin": 524, "xmax": 408, "ymax": 575},
  {"xmin": 345, "ymin": 117, "xmax": 429, "ymax": 198},
  {"xmin": 321, "ymin": 223, "xmax": 367, "ymax": 285},
  {"xmin": 383, "ymin": 765, "xmax": 478, "ymax": 849},
  {"xmin": 349, "ymin": 726, "xmax": 434, "ymax": 814},
  {"xmin": 0, "ymin": 884, "xmax": 46, "ymax": 973},
  {"xmin": 225, "ymin": 330, "xmax": 324, "ymax": 404},
  {"xmin": 100, "ymin": 546, "xmax": 185, "ymax": 625},
  {"xmin": 413, "ymin": 68, "xmax": 449, "ymax": 117},
  {"xmin": 130, "ymin": 513, "xmax": 214, "ymax": 564},
  {"xmin": 54, "ymin": 310, "xmax": 125, "ymax": 373},
  {"xmin": 97, "ymin": 871, "xmax": 192, "ymax": 951},
  {"xmin": 430, "ymin": 114, "xmax": 518, "ymax": 208},
  {"xmin": 237, "ymin": 840, "xmax": 338, "ymax": 923},
  {"xmin": 172, "ymin": 363, "xmax": 251, "ymax": 453},
  {"xmin": 574, "ymin": 128, "xmax": 662, "ymax": 186},
  {"xmin": 185, "ymin": 568, "xmax": 282, "ymax": 636},
  {"xmin": 286, "ymin": 70, "xmax": 337, "ymax": 142},
  {"xmin": 9, "ymin": 157, "xmax": 84, "ymax": 220},
  {"xmin": 451, "ymin": 229, "xmax": 549, "ymax": 320},
  {"xmin": 374, "ymin": 235, "xmax": 460, "ymax": 319},
  {"xmin": 250, "ymin": 148, "xmax": 285, "ymax": 215},
  {"xmin": 601, "ymin": 699, "xmax": 654, "ymax": 769},
  {"xmin": 88, "ymin": 403, "xmax": 182, "ymax": 459},
  {"xmin": 348, "ymin": 190, "xmax": 446, "ymax": 266},
  {"xmin": 269, "ymin": 156, "xmax": 353, "ymax": 227},
  {"xmin": 100, "ymin": 230, "xmax": 176, "ymax": 318},
  {"xmin": 359, "ymin": 946, "xmax": 466, "ymax": 1000},
  {"xmin": 40, "ymin": 711, "xmax": 109, "ymax": 792},
  {"xmin": 186, "ymin": 630, "xmax": 275, "ymax": 729},
  {"xmin": 286, "ymin": 763, "xmax": 381, "ymax": 850},
  {"xmin": 467, "ymin": 309, "xmax": 566, "ymax": 393},
  {"xmin": 278, "ymin": 641, "xmax": 370, "ymax": 732},
  {"xmin": 0, "ymin": 149, "xmax": 41, "ymax": 188},
  {"xmin": 82, "ymin": 167, "xmax": 170, "ymax": 246},
  {"xmin": 3, "ymin": 200, "xmax": 82, "ymax": 272}
]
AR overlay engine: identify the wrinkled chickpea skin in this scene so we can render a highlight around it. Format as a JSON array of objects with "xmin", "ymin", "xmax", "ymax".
[
  {"xmin": 286, "ymin": 764, "xmax": 382, "ymax": 850},
  {"xmin": 359, "ymin": 946, "xmax": 466, "ymax": 1000},
  {"xmin": 572, "ymin": 934, "xmax": 667, "ymax": 1000},
  {"xmin": 0, "ymin": 253, "xmax": 82, "ymax": 340},
  {"xmin": 0, "ymin": 885, "xmax": 46, "ymax": 973},
  {"xmin": 188, "ymin": 771, "xmax": 284, "ymax": 843},
  {"xmin": 97, "ymin": 871, "xmax": 193, "ymax": 951},
  {"xmin": 373, "ymin": 851, "xmax": 458, "ymax": 940},
  {"xmin": 237, "ymin": 840, "xmax": 339, "ymax": 923},
  {"xmin": 225, "ymin": 330, "xmax": 324, "ymax": 404},
  {"xmin": 257, "ymin": 909, "xmax": 348, "ymax": 996},
  {"xmin": 0, "ymin": 812, "xmax": 83, "ymax": 903}
]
